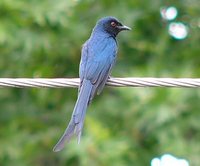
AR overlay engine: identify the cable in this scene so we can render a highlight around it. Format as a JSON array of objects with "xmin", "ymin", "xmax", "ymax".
[{"xmin": 0, "ymin": 77, "xmax": 199, "ymax": 88}]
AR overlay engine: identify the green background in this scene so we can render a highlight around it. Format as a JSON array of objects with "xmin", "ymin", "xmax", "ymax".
[{"xmin": 0, "ymin": 0, "xmax": 199, "ymax": 165}]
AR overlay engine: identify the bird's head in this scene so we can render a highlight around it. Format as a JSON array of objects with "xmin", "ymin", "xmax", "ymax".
[{"xmin": 94, "ymin": 16, "xmax": 131, "ymax": 37}]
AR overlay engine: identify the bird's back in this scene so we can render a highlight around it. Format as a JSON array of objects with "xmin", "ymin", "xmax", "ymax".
[{"xmin": 79, "ymin": 33, "xmax": 118, "ymax": 99}]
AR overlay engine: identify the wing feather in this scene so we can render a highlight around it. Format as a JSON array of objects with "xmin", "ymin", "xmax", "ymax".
[{"xmin": 79, "ymin": 37, "xmax": 117, "ymax": 98}]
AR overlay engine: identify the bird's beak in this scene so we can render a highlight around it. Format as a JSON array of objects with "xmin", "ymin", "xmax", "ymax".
[{"xmin": 117, "ymin": 25, "xmax": 131, "ymax": 31}]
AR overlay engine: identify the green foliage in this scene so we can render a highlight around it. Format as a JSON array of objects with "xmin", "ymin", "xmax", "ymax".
[{"xmin": 0, "ymin": 0, "xmax": 199, "ymax": 165}]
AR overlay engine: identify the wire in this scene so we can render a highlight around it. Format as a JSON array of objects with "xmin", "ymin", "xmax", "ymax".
[{"xmin": 0, "ymin": 77, "xmax": 199, "ymax": 88}]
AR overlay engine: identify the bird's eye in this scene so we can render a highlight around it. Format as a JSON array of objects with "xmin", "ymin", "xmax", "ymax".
[{"xmin": 111, "ymin": 21, "xmax": 117, "ymax": 27}]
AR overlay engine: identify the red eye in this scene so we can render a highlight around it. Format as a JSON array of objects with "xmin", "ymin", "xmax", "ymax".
[{"xmin": 111, "ymin": 21, "xmax": 116, "ymax": 27}]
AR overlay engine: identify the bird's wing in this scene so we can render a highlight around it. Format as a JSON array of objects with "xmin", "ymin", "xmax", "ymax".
[
  {"xmin": 80, "ymin": 37, "xmax": 117, "ymax": 90},
  {"xmin": 79, "ymin": 41, "xmax": 89, "ymax": 85}
]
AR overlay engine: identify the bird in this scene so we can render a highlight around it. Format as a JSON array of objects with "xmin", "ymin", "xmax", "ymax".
[{"xmin": 53, "ymin": 16, "xmax": 131, "ymax": 152}]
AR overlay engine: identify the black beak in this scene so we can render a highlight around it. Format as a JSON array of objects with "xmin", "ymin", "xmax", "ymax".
[{"xmin": 117, "ymin": 25, "xmax": 131, "ymax": 31}]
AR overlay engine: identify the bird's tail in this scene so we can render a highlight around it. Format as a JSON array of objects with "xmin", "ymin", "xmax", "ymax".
[{"xmin": 53, "ymin": 79, "xmax": 93, "ymax": 152}]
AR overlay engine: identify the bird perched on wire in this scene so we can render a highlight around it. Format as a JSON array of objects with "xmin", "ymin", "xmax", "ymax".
[{"xmin": 53, "ymin": 16, "xmax": 131, "ymax": 152}]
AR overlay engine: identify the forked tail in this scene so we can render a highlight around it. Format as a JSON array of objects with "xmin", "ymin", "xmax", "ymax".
[{"xmin": 53, "ymin": 79, "xmax": 93, "ymax": 152}]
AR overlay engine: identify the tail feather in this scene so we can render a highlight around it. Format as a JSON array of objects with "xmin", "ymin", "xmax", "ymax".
[{"xmin": 53, "ymin": 79, "xmax": 93, "ymax": 152}]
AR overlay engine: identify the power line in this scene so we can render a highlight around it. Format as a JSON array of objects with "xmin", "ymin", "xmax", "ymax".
[{"xmin": 0, "ymin": 77, "xmax": 199, "ymax": 88}]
